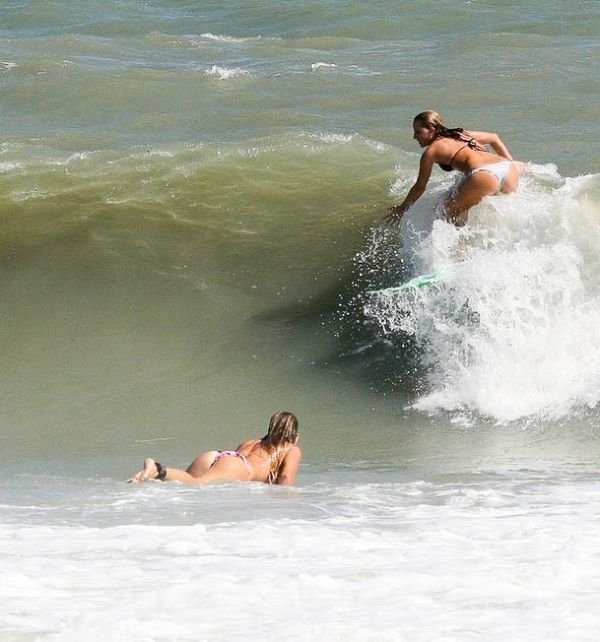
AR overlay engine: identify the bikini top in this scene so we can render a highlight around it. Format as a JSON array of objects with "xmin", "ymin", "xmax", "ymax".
[{"xmin": 438, "ymin": 137, "xmax": 479, "ymax": 172}]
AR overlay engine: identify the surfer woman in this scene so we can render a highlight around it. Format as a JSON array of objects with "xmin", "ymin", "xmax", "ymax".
[
  {"xmin": 128, "ymin": 411, "xmax": 302, "ymax": 486},
  {"xmin": 385, "ymin": 110, "xmax": 522, "ymax": 227}
]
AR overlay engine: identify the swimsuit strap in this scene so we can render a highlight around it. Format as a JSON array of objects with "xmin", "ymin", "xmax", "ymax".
[
  {"xmin": 438, "ymin": 135, "xmax": 481, "ymax": 172},
  {"xmin": 215, "ymin": 450, "xmax": 239, "ymax": 459},
  {"xmin": 448, "ymin": 138, "xmax": 479, "ymax": 166}
]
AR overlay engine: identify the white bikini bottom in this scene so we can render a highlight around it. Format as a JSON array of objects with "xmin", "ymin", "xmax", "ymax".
[{"xmin": 465, "ymin": 160, "xmax": 513, "ymax": 191}]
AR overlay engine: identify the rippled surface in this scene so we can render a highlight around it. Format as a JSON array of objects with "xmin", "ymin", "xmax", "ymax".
[{"xmin": 1, "ymin": 1, "xmax": 599, "ymax": 639}]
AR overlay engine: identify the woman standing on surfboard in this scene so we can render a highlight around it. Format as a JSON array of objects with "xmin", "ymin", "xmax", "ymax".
[
  {"xmin": 385, "ymin": 110, "xmax": 522, "ymax": 227},
  {"xmin": 128, "ymin": 411, "xmax": 302, "ymax": 486}
]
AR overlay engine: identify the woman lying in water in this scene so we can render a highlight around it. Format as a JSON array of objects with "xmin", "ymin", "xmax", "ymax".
[
  {"xmin": 128, "ymin": 411, "xmax": 302, "ymax": 486},
  {"xmin": 385, "ymin": 110, "xmax": 524, "ymax": 227}
]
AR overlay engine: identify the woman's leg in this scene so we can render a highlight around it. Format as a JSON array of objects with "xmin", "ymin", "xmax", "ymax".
[
  {"xmin": 128, "ymin": 458, "xmax": 201, "ymax": 484},
  {"xmin": 129, "ymin": 455, "xmax": 252, "ymax": 485},
  {"xmin": 444, "ymin": 171, "xmax": 499, "ymax": 226},
  {"xmin": 186, "ymin": 450, "xmax": 219, "ymax": 476}
]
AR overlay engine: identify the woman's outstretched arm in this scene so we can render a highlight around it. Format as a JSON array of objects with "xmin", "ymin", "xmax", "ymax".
[{"xmin": 384, "ymin": 147, "xmax": 436, "ymax": 225}]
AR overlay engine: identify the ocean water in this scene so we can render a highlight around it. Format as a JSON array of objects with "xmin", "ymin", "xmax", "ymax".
[{"xmin": 1, "ymin": 1, "xmax": 600, "ymax": 640}]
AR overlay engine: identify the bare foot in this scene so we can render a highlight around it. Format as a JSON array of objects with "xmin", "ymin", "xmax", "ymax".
[{"xmin": 127, "ymin": 458, "xmax": 158, "ymax": 483}]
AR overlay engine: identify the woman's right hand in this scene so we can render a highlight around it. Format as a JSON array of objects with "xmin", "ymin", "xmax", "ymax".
[{"xmin": 383, "ymin": 204, "xmax": 405, "ymax": 226}]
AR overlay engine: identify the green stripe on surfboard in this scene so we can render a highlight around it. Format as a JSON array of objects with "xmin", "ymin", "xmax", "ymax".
[{"xmin": 367, "ymin": 269, "xmax": 453, "ymax": 295}]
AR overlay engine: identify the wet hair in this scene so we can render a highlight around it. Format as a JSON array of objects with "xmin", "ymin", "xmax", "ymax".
[
  {"xmin": 413, "ymin": 110, "xmax": 467, "ymax": 142},
  {"xmin": 414, "ymin": 110, "xmax": 482, "ymax": 171},
  {"xmin": 261, "ymin": 411, "xmax": 299, "ymax": 448}
]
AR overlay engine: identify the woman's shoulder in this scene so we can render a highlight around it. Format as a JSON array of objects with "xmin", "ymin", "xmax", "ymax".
[
  {"xmin": 283, "ymin": 444, "xmax": 302, "ymax": 460},
  {"xmin": 238, "ymin": 438, "xmax": 262, "ymax": 453},
  {"xmin": 430, "ymin": 135, "xmax": 459, "ymax": 150},
  {"xmin": 423, "ymin": 136, "xmax": 458, "ymax": 160}
]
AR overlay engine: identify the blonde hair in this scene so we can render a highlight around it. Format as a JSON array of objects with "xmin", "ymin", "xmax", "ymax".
[
  {"xmin": 413, "ymin": 110, "xmax": 445, "ymax": 131},
  {"xmin": 260, "ymin": 411, "xmax": 299, "ymax": 483},
  {"xmin": 413, "ymin": 110, "xmax": 475, "ymax": 146},
  {"xmin": 262, "ymin": 411, "xmax": 299, "ymax": 447}
]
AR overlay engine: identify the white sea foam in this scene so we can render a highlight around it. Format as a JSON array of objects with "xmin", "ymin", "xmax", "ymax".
[
  {"xmin": 65, "ymin": 151, "xmax": 93, "ymax": 163},
  {"xmin": 2, "ymin": 473, "xmax": 600, "ymax": 641},
  {"xmin": 312, "ymin": 132, "xmax": 354, "ymax": 144},
  {"xmin": 204, "ymin": 64, "xmax": 250, "ymax": 80},
  {"xmin": 0, "ymin": 162, "xmax": 23, "ymax": 172},
  {"xmin": 200, "ymin": 32, "xmax": 264, "ymax": 44},
  {"xmin": 364, "ymin": 169, "xmax": 600, "ymax": 422},
  {"xmin": 311, "ymin": 62, "xmax": 338, "ymax": 71},
  {"xmin": 310, "ymin": 62, "xmax": 380, "ymax": 76}
]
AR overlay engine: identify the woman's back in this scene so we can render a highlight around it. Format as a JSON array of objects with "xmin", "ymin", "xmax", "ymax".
[
  {"xmin": 432, "ymin": 133, "xmax": 505, "ymax": 172},
  {"xmin": 238, "ymin": 439, "xmax": 299, "ymax": 483}
]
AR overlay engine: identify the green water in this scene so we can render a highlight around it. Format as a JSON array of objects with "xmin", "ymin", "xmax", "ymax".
[{"xmin": 1, "ymin": 0, "xmax": 599, "ymax": 471}]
